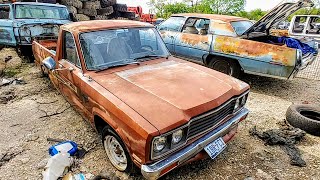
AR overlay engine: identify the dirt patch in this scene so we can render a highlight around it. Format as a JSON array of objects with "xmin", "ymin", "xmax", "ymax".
[{"xmin": 0, "ymin": 48, "xmax": 319, "ymax": 179}]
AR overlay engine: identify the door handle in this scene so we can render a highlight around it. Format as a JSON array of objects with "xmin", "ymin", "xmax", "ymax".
[
  {"xmin": 201, "ymin": 41, "xmax": 208, "ymax": 44},
  {"xmin": 169, "ymin": 35, "xmax": 174, "ymax": 39}
]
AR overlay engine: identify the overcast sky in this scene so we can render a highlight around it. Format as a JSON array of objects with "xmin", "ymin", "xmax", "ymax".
[{"xmin": 117, "ymin": 0, "xmax": 284, "ymax": 13}]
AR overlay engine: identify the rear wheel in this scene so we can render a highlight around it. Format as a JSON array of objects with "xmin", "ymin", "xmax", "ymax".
[
  {"xmin": 102, "ymin": 126, "xmax": 137, "ymax": 174},
  {"xmin": 208, "ymin": 57, "xmax": 241, "ymax": 78}
]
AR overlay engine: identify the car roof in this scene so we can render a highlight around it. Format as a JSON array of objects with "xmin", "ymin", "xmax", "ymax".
[
  {"xmin": 62, "ymin": 20, "xmax": 154, "ymax": 34},
  {"xmin": 173, "ymin": 13, "xmax": 249, "ymax": 22},
  {"xmin": 13, "ymin": 2, "xmax": 67, "ymax": 8}
]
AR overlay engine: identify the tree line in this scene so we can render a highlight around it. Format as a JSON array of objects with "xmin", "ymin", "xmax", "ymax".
[{"xmin": 148, "ymin": 0, "xmax": 320, "ymax": 21}]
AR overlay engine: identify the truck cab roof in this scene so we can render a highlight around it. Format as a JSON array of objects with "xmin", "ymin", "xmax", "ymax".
[
  {"xmin": 61, "ymin": 20, "xmax": 154, "ymax": 34},
  {"xmin": 11, "ymin": 2, "xmax": 67, "ymax": 8}
]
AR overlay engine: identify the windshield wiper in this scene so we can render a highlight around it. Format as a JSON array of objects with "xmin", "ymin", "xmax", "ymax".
[
  {"xmin": 95, "ymin": 61, "xmax": 140, "ymax": 72},
  {"xmin": 134, "ymin": 55, "xmax": 169, "ymax": 62}
]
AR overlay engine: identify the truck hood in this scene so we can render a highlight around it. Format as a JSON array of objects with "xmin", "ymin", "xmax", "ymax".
[
  {"xmin": 243, "ymin": 0, "xmax": 314, "ymax": 35},
  {"xmin": 92, "ymin": 60, "xmax": 249, "ymax": 133},
  {"xmin": 12, "ymin": 19, "xmax": 71, "ymax": 27}
]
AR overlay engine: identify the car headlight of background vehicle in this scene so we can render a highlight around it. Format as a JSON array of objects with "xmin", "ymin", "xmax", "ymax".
[{"xmin": 151, "ymin": 128, "xmax": 188, "ymax": 159}]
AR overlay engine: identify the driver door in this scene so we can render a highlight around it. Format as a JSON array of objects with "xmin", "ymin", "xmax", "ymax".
[
  {"xmin": 57, "ymin": 31, "xmax": 91, "ymax": 120},
  {"xmin": 0, "ymin": 4, "xmax": 16, "ymax": 46}
]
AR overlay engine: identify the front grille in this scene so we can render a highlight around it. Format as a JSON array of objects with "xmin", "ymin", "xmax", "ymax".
[{"xmin": 187, "ymin": 99, "xmax": 236, "ymax": 139}]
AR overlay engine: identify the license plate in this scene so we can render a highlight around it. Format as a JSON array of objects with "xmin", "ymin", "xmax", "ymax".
[{"xmin": 204, "ymin": 137, "xmax": 226, "ymax": 159}]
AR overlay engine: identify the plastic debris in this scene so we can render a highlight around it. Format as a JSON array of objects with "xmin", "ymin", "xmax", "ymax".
[
  {"xmin": 49, "ymin": 141, "xmax": 78, "ymax": 156},
  {"xmin": 42, "ymin": 152, "xmax": 73, "ymax": 180}
]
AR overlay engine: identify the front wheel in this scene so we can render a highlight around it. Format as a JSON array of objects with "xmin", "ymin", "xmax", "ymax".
[
  {"xmin": 208, "ymin": 58, "xmax": 241, "ymax": 78},
  {"xmin": 102, "ymin": 126, "xmax": 137, "ymax": 173}
]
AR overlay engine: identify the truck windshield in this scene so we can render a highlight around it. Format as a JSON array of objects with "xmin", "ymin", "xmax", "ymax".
[
  {"xmin": 80, "ymin": 27, "xmax": 170, "ymax": 71},
  {"xmin": 15, "ymin": 5, "xmax": 69, "ymax": 20},
  {"xmin": 231, "ymin": 21, "xmax": 253, "ymax": 35}
]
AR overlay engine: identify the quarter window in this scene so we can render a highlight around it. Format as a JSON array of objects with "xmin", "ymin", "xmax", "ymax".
[{"xmin": 158, "ymin": 17, "xmax": 186, "ymax": 32}]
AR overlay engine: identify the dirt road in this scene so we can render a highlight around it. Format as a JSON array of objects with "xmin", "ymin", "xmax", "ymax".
[{"xmin": 0, "ymin": 49, "xmax": 319, "ymax": 180}]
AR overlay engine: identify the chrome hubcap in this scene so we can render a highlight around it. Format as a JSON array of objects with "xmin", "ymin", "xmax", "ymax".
[{"xmin": 104, "ymin": 135, "xmax": 127, "ymax": 171}]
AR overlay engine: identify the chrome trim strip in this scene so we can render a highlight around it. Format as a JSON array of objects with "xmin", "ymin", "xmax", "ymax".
[
  {"xmin": 142, "ymin": 108, "xmax": 249, "ymax": 180},
  {"xmin": 150, "ymin": 91, "xmax": 249, "ymax": 160}
]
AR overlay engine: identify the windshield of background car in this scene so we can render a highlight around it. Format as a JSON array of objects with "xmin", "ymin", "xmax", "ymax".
[
  {"xmin": 231, "ymin": 20, "xmax": 253, "ymax": 35},
  {"xmin": 79, "ymin": 27, "xmax": 170, "ymax": 70},
  {"xmin": 15, "ymin": 5, "xmax": 69, "ymax": 20}
]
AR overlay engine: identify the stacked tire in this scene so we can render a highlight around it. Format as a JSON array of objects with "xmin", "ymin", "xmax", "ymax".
[{"xmin": 60, "ymin": 0, "xmax": 136, "ymax": 21}]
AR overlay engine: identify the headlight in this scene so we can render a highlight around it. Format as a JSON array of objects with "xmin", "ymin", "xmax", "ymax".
[
  {"xmin": 172, "ymin": 130, "xmax": 183, "ymax": 144},
  {"xmin": 153, "ymin": 137, "xmax": 166, "ymax": 152},
  {"xmin": 234, "ymin": 93, "xmax": 248, "ymax": 112},
  {"xmin": 234, "ymin": 98, "xmax": 240, "ymax": 110},
  {"xmin": 151, "ymin": 127, "xmax": 188, "ymax": 160}
]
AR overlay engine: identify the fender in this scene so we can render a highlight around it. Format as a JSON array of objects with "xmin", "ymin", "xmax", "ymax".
[{"xmin": 92, "ymin": 107, "xmax": 131, "ymax": 151}]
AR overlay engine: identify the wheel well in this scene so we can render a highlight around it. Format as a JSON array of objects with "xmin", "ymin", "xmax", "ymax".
[
  {"xmin": 94, "ymin": 115, "xmax": 109, "ymax": 134},
  {"xmin": 204, "ymin": 54, "xmax": 242, "ymax": 70}
]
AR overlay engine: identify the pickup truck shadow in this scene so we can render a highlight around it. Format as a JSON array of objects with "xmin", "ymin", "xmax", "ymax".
[{"xmin": 239, "ymin": 73, "xmax": 320, "ymax": 104}]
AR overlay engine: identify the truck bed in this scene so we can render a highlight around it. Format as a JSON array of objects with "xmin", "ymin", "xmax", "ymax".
[{"xmin": 32, "ymin": 40, "xmax": 57, "ymax": 67}]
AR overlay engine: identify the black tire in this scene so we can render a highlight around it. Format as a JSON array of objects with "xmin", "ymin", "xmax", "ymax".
[
  {"xmin": 100, "ymin": 0, "xmax": 111, "ymax": 8},
  {"xmin": 101, "ymin": 126, "xmax": 138, "ymax": 174},
  {"xmin": 82, "ymin": 9, "xmax": 97, "ymax": 16},
  {"xmin": 97, "ymin": 6, "xmax": 114, "ymax": 15},
  {"xmin": 66, "ymin": 6, "xmax": 77, "ymax": 14},
  {"xmin": 286, "ymin": 104, "xmax": 320, "ymax": 136},
  {"xmin": 120, "ymin": 11, "xmax": 135, "ymax": 20},
  {"xmin": 83, "ymin": 1, "xmax": 100, "ymax": 10},
  {"xmin": 208, "ymin": 57, "xmax": 241, "ymax": 78},
  {"xmin": 113, "ymin": 3, "xmax": 127, "ymax": 12}
]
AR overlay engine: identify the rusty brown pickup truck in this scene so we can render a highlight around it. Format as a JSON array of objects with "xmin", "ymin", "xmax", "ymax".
[{"xmin": 32, "ymin": 20, "xmax": 249, "ymax": 179}]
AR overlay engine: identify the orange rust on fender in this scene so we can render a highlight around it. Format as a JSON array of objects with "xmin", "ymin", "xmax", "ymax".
[{"xmin": 214, "ymin": 36, "xmax": 296, "ymax": 66}]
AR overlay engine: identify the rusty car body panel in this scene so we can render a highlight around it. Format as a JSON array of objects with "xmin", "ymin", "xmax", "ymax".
[
  {"xmin": 158, "ymin": 0, "xmax": 318, "ymax": 79},
  {"xmin": 0, "ymin": 2, "xmax": 71, "ymax": 53},
  {"xmin": 32, "ymin": 20, "xmax": 249, "ymax": 179}
]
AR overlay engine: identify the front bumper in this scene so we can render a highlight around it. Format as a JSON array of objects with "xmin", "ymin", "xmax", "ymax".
[{"xmin": 141, "ymin": 108, "xmax": 249, "ymax": 179}]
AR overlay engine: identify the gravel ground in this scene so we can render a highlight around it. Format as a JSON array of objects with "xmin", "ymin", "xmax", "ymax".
[{"xmin": 0, "ymin": 49, "xmax": 319, "ymax": 180}]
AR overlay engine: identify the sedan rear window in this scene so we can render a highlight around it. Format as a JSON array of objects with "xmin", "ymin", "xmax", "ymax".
[{"xmin": 231, "ymin": 21, "xmax": 253, "ymax": 35}]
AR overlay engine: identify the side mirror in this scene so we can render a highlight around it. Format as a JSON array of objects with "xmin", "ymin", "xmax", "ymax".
[{"xmin": 43, "ymin": 57, "xmax": 56, "ymax": 70}]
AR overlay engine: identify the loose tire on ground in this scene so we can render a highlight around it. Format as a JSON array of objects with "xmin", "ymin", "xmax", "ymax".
[
  {"xmin": 208, "ymin": 57, "xmax": 241, "ymax": 78},
  {"xmin": 101, "ymin": 126, "xmax": 138, "ymax": 174},
  {"xmin": 286, "ymin": 104, "xmax": 320, "ymax": 136}
]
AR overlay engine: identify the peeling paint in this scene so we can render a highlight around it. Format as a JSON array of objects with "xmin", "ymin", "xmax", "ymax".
[{"xmin": 214, "ymin": 36, "xmax": 296, "ymax": 66}]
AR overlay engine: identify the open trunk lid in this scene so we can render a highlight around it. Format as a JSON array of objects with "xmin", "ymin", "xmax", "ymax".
[{"xmin": 242, "ymin": 0, "xmax": 314, "ymax": 35}]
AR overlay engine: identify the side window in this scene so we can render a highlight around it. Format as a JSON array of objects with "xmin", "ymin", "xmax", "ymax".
[
  {"xmin": 158, "ymin": 17, "xmax": 186, "ymax": 32},
  {"xmin": 63, "ymin": 31, "xmax": 80, "ymax": 67},
  {"xmin": 182, "ymin": 18, "xmax": 210, "ymax": 35},
  {"xmin": 307, "ymin": 17, "xmax": 320, "ymax": 34},
  {"xmin": 0, "ymin": 5, "xmax": 10, "ymax": 19},
  {"xmin": 293, "ymin": 16, "xmax": 307, "ymax": 34}
]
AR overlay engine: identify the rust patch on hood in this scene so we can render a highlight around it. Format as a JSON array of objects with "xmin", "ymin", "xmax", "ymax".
[{"xmin": 214, "ymin": 36, "xmax": 296, "ymax": 66}]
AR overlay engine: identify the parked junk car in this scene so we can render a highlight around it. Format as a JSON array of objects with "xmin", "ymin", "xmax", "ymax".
[
  {"xmin": 0, "ymin": 2, "xmax": 73, "ymax": 59},
  {"xmin": 289, "ymin": 15, "xmax": 320, "ymax": 48},
  {"xmin": 32, "ymin": 20, "xmax": 250, "ymax": 179},
  {"xmin": 157, "ymin": 0, "xmax": 318, "ymax": 79}
]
